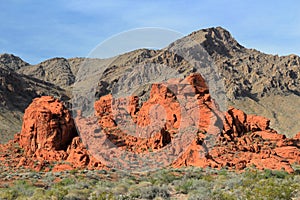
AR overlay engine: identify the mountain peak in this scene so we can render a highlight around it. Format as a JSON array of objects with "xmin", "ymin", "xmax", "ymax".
[
  {"xmin": 0, "ymin": 53, "xmax": 29, "ymax": 70},
  {"xmin": 186, "ymin": 26, "xmax": 246, "ymax": 57}
]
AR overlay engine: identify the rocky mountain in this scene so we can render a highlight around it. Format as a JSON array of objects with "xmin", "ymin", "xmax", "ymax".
[
  {"xmin": 0, "ymin": 26, "xmax": 299, "ymax": 143},
  {"xmin": 17, "ymin": 57, "xmax": 76, "ymax": 89},
  {"xmin": 0, "ymin": 53, "xmax": 29, "ymax": 70},
  {"xmin": 89, "ymin": 27, "xmax": 300, "ymax": 136},
  {"xmin": 0, "ymin": 60, "xmax": 68, "ymax": 143},
  {"xmin": 190, "ymin": 27, "xmax": 300, "ymax": 135},
  {"xmin": 175, "ymin": 27, "xmax": 299, "ymax": 98}
]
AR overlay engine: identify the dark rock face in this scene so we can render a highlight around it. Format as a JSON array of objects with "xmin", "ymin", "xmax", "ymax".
[
  {"xmin": 176, "ymin": 27, "xmax": 299, "ymax": 100},
  {"xmin": 18, "ymin": 57, "xmax": 76, "ymax": 88},
  {"xmin": 0, "ymin": 67, "xmax": 66, "ymax": 143},
  {"xmin": 0, "ymin": 53, "xmax": 29, "ymax": 71},
  {"xmin": 195, "ymin": 27, "xmax": 300, "ymax": 135}
]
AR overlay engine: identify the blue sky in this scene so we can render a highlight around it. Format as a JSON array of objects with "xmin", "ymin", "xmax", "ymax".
[{"xmin": 0, "ymin": 0, "xmax": 300, "ymax": 64}]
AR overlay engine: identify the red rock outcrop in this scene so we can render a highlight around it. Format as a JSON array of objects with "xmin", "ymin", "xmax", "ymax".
[
  {"xmin": 78, "ymin": 73, "xmax": 300, "ymax": 173},
  {"xmin": 0, "ymin": 96, "xmax": 104, "ymax": 171},
  {"xmin": 173, "ymin": 107, "xmax": 300, "ymax": 173},
  {"xmin": 92, "ymin": 73, "xmax": 216, "ymax": 153},
  {"xmin": 0, "ymin": 73, "xmax": 299, "ymax": 173},
  {"xmin": 19, "ymin": 96, "xmax": 77, "ymax": 157}
]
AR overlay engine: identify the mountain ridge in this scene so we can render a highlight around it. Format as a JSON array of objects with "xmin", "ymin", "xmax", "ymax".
[{"xmin": 0, "ymin": 26, "xmax": 299, "ymax": 142}]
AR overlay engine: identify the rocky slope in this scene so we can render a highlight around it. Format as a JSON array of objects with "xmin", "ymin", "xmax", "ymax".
[
  {"xmin": 0, "ymin": 53, "xmax": 29, "ymax": 71},
  {"xmin": 17, "ymin": 57, "xmax": 76, "ymax": 89},
  {"xmin": 0, "ymin": 26, "xmax": 299, "ymax": 143},
  {"xmin": 74, "ymin": 27, "xmax": 300, "ymax": 136},
  {"xmin": 182, "ymin": 27, "xmax": 300, "ymax": 135},
  {"xmin": 173, "ymin": 27, "xmax": 300, "ymax": 99},
  {"xmin": 92, "ymin": 27, "xmax": 300, "ymax": 136},
  {"xmin": 0, "ymin": 67, "xmax": 67, "ymax": 143}
]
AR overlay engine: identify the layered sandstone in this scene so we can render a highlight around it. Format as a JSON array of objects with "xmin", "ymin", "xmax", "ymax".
[
  {"xmin": 0, "ymin": 96, "xmax": 104, "ymax": 171},
  {"xmin": 0, "ymin": 75, "xmax": 299, "ymax": 173},
  {"xmin": 173, "ymin": 107, "xmax": 300, "ymax": 173},
  {"xmin": 91, "ymin": 74, "xmax": 300, "ymax": 173},
  {"xmin": 92, "ymin": 73, "xmax": 216, "ymax": 154}
]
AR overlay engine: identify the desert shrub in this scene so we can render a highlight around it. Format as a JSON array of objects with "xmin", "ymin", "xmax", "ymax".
[
  {"xmin": 0, "ymin": 188, "xmax": 18, "ymax": 200},
  {"xmin": 63, "ymin": 188, "xmax": 90, "ymax": 200},
  {"xmin": 45, "ymin": 185, "xmax": 68, "ymax": 200},
  {"xmin": 0, "ymin": 166, "xmax": 299, "ymax": 200},
  {"xmin": 187, "ymin": 169, "xmax": 298, "ymax": 200},
  {"xmin": 188, "ymin": 188, "xmax": 212, "ymax": 200},
  {"xmin": 10, "ymin": 180, "xmax": 36, "ymax": 197},
  {"xmin": 57, "ymin": 178, "xmax": 76, "ymax": 187},
  {"xmin": 29, "ymin": 188, "xmax": 50, "ymax": 200},
  {"xmin": 269, "ymin": 170, "xmax": 289, "ymax": 179},
  {"xmin": 148, "ymin": 168, "xmax": 183, "ymax": 186},
  {"xmin": 128, "ymin": 181, "xmax": 152, "ymax": 198},
  {"xmin": 175, "ymin": 178, "xmax": 212, "ymax": 197},
  {"xmin": 43, "ymin": 172, "xmax": 56, "ymax": 185},
  {"xmin": 181, "ymin": 167, "xmax": 204, "ymax": 179},
  {"xmin": 222, "ymin": 175, "xmax": 242, "ymax": 191},
  {"xmin": 111, "ymin": 183, "xmax": 129, "ymax": 195},
  {"xmin": 188, "ymin": 182, "xmax": 234, "ymax": 199},
  {"xmin": 70, "ymin": 169, "xmax": 78, "ymax": 175},
  {"xmin": 243, "ymin": 178, "xmax": 296, "ymax": 200},
  {"xmin": 211, "ymin": 190, "xmax": 236, "ymax": 200},
  {"xmin": 217, "ymin": 168, "xmax": 228, "ymax": 176},
  {"xmin": 89, "ymin": 191, "xmax": 116, "ymax": 200},
  {"xmin": 174, "ymin": 179, "xmax": 195, "ymax": 194},
  {"xmin": 202, "ymin": 174, "xmax": 214, "ymax": 182},
  {"xmin": 88, "ymin": 181, "xmax": 117, "ymax": 200},
  {"xmin": 136, "ymin": 185, "xmax": 170, "ymax": 199}
]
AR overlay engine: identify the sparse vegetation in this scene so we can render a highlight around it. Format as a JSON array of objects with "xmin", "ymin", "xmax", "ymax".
[{"xmin": 0, "ymin": 167, "xmax": 299, "ymax": 199}]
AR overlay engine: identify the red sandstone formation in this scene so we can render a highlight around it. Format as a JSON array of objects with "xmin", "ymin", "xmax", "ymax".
[
  {"xmin": 173, "ymin": 107, "xmax": 300, "ymax": 173},
  {"xmin": 19, "ymin": 96, "xmax": 76, "ymax": 157},
  {"xmin": 0, "ymin": 96, "xmax": 104, "ymax": 171},
  {"xmin": 0, "ymin": 74, "xmax": 299, "ymax": 173},
  {"xmin": 91, "ymin": 73, "xmax": 300, "ymax": 173},
  {"xmin": 92, "ymin": 73, "xmax": 216, "ymax": 154}
]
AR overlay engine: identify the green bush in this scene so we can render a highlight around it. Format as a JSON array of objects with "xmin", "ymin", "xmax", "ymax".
[
  {"xmin": 244, "ymin": 178, "xmax": 296, "ymax": 200},
  {"xmin": 0, "ymin": 166, "xmax": 299, "ymax": 200},
  {"xmin": 0, "ymin": 189, "xmax": 18, "ymax": 200},
  {"xmin": 63, "ymin": 188, "xmax": 90, "ymax": 200},
  {"xmin": 175, "ymin": 179, "xmax": 195, "ymax": 194},
  {"xmin": 30, "ymin": 188, "xmax": 48, "ymax": 200},
  {"xmin": 137, "ymin": 185, "xmax": 170, "ymax": 199},
  {"xmin": 89, "ymin": 191, "xmax": 115, "ymax": 200}
]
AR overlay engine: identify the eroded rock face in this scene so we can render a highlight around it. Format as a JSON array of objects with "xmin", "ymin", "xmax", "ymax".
[
  {"xmin": 223, "ymin": 107, "xmax": 270, "ymax": 139},
  {"xmin": 2, "ymin": 96, "xmax": 105, "ymax": 171},
  {"xmin": 18, "ymin": 57, "xmax": 76, "ymax": 88},
  {"xmin": 82, "ymin": 73, "xmax": 300, "ymax": 173},
  {"xmin": 0, "ymin": 74, "xmax": 299, "ymax": 173},
  {"xmin": 173, "ymin": 108, "xmax": 300, "ymax": 173},
  {"xmin": 19, "ymin": 96, "xmax": 77, "ymax": 155},
  {"xmin": 92, "ymin": 73, "xmax": 216, "ymax": 154}
]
